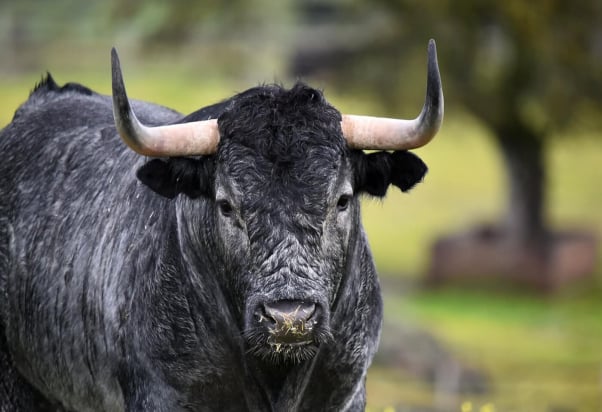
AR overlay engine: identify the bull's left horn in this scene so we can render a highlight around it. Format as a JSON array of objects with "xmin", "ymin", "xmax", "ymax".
[
  {"xmin": 111, "ymin": 48, "xmax": 219, "ymax": 157},
  {"xmin": 341, "ymin": 39, "xmax": 444, "ymax": 150}
]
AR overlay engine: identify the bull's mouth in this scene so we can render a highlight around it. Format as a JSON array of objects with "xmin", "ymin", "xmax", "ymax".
[
  {"xmin": 269, "ymin": 341, "xmax": 313, "ymax": 349},
  {"xmin": 266, "ymin": 339, "xmax": 318, "ymax": 358},
  {"xmin": 266, "ymin": 330, "xmax": 315, "ymax": 352},
  {"xmin": 245, "ymin": 334, "xmax": 320, "ymax": 364},
  {"xmin": 244, "ymin": 299, "xmax": 331, "ymax": 364}
]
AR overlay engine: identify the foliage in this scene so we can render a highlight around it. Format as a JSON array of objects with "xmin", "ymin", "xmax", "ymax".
[{"xmin": 307, "ymin": 0, "xmax": 602, "ymax": 136}]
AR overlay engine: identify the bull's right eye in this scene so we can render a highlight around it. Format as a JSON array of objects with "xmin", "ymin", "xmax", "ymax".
[{"xmin": 217, "ymin": 200, "xmax": 234, "ymax": 217}]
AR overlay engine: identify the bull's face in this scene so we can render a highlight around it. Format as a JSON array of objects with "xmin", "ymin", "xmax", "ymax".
[
  {"xmin": 212, "ymin": 87, "xmax": 353, "ymax": 362},
  {"xmin": 213, "ymin": 154, "xmax": 352, "ymax": 362},
  {"xmin": 136, "ymin": 84, "xmax": 428, "ymax": 364}
]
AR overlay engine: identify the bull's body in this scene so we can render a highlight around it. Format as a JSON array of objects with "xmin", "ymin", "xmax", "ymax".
[
  {"xmin": 0, "ymin": 40, "xmax": 442, "ymax": 410},
  {"xmin": 0, "ymin": 79, "xmax": 389, "ymax": 411}
]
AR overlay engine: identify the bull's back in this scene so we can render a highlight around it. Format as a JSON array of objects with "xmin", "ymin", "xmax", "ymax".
[{"xmin": 0, "ymin": 81, "xmax": 180, "ymax": 410}]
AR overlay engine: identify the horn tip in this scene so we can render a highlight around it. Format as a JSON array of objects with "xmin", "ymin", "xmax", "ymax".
[
  {"xmin": 111, "ymin": 48, "xmax": 120, "ymax": 70},
  {"xmin": 428, "ymin": 39, "xmax": 438, "ymax": 57}
]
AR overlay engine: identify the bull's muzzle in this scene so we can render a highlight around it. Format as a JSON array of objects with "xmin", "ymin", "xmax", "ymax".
[{"xmin": 255, "ymin": 300, "xmax": 319, "ymax": 346}]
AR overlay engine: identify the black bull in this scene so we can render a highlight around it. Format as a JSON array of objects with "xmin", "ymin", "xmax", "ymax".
[{"xmin": 0, "ymin": 48, "xmax": 441, "ymax": 411}]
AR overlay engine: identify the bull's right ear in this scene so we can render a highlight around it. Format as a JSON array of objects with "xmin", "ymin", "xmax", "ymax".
[{"xmin": 136, "ymin": 158, "xmax": 214, "ymax": 199}]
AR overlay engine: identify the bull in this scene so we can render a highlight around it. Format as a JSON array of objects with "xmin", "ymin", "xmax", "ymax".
[{"xmin": 0, "ymin": 40, "xmax": 443, "ymax": 411}]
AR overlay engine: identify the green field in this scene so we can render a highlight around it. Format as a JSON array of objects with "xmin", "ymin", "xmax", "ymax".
[{"xmin": 1, "ymin": 69, "xmax": 601, "ymax": 411}]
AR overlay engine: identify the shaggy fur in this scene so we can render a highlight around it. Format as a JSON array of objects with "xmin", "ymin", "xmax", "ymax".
[{"xmin": 0, "ymin": 76, "xmax": 427, "ymax": 411}]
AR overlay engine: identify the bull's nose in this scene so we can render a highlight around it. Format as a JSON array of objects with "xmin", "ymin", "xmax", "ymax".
[
  {"xmin": 263, "ymin": 300, "xmax": 316, "ymax": 325},
  {"xmin": 257, "ymin": 300, "xmax": 317, "ymax": 344}
]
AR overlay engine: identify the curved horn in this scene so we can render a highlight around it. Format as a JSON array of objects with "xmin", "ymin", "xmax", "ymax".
[
  {"xmin": 341, "ymin": 39, "xmax": 444, "ymax": 150},
  {"xmin": 111, "ymin": 48, "xmax": 219, "ymax": 157}
]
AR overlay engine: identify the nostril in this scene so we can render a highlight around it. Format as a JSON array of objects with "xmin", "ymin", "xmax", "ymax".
[
  {"xmin": 262, "ymin": 300, "xmax": 316, "ymax": 325},
  {"xmin": 254, "ymin": 305, "xmax": 276, "ymax": 326}
]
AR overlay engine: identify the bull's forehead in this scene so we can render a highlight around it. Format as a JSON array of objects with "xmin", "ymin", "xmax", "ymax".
[
  {"xmin": 218, "ymin": 139, "xmax": 345, "ymax": 212},
  {"xmin": 216, "ymin": 84, "xmax": 346, "ymax": 165}
]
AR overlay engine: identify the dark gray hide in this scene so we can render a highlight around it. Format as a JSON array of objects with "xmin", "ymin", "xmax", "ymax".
[{"xmin": 0, "ymin": 76, "xmax": 428, "ymax": 411}]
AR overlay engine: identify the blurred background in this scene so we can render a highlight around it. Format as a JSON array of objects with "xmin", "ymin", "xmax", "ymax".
[{"xmin": 1, "ymin": 1, "xmax": 601, "ymax": 410}]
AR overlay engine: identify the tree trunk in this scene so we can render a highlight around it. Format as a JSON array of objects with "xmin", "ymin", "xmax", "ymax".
[{"xmin": 496, "ymin": 123, "xmax": 547, "ymax": 250}]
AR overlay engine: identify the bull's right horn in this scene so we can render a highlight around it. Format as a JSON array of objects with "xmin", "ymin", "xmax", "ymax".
[
  {"xmin": 341, "ymin": 39, "xmax": 444, "ymax": 151},
  {"xmin": 111, "ymin": 48, "xmax": 219, "ymax": 157}
]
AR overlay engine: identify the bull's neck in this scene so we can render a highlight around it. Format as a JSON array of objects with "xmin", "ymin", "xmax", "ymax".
[{"xmin": 244, "ymin": 354, "xmax": 317, "ymax": 411}]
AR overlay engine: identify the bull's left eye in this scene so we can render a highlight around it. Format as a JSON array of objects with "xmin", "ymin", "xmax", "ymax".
[{"xmin": 336, "ymin": 195, "xmax": 351, "ymax": 212}]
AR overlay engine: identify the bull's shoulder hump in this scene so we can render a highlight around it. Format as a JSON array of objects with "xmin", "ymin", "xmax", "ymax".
[
  {"xmin": 9, "ymin": 73, "xmax": 103, "ymax": 122},
  {"xmin": 31, "ymin": 72, "xmax": 96, "ymax": 98}
]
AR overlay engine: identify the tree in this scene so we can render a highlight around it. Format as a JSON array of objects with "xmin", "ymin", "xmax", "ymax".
[{"xmin": 292, "ymin": 0, "xmax": 602, "ymax": 286}]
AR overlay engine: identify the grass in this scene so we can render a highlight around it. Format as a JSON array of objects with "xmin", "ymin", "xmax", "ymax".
[
  {"xmin": 1, "ymin": 66, "xmax": 601, "ymax": 411},
  {"xmin": 377, "ymin": 286, "xmax": 602, "ymax": 411}
]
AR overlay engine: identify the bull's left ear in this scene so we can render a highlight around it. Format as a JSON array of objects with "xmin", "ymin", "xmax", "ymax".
[
  {"xmin": 136, "ymin": 157, "xmax": 214, "ymax": 199},
  {"xmin": 352, "ymin": 150, "xmax": 428, "ymax": 197}
]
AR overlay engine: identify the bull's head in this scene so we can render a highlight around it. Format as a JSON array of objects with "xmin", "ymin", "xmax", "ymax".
[{"xmin": 111, "ymin": 41, "xmax": 443, "ymax": 364}]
